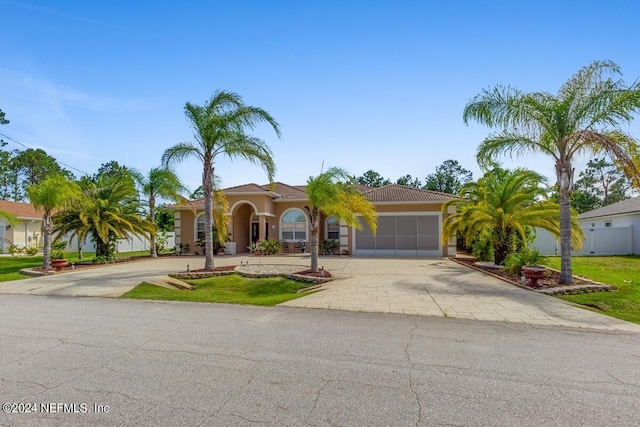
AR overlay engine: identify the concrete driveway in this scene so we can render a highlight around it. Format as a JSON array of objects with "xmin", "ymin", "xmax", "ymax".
[{"xmin": 1, "ymin": 255, "xmax": 638, "ymax": 332}]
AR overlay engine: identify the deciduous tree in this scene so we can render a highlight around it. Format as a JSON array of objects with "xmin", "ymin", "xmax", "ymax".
[{"xmin": 424, "ymin": 160, "xmax": 472, "ymax": 194}]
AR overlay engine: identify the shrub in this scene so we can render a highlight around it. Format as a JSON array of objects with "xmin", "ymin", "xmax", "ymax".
[
  {"xmin": 504, "ymin": 248, "xmax": 540, "ymax": 275},
  {"xmin": 320, "ymin": 239, "xmax": 339, "ymax": 255},
  {"xmin": 92, "ymin": 254, "xmax": 115, "ymax": 264},
  {"xmin": 260, "ymin": 239, "xmax": 282, "ymax": 255},
  {"xmin": 25, "ymin": 246, "xmax": 39, "ymax": 256},
  {"xmin": 8, "ymin": 245, "xmax": 24, "ymax": 256},
  {"xmin": 471, "ymin": 238, "xmax": 493, "ymax": 262}
]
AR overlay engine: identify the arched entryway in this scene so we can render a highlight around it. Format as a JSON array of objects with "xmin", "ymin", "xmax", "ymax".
[
  {"xmin": 229, "ymin": 201, "xmax": 274, "ymax": 254},
  {"xmin": 232, "ymin": 203, "xmax": 254, "ymax": 254}
]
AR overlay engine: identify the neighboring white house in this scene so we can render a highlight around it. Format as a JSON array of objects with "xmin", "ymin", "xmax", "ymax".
[{"xmin": 531, "ymin": 197, "xmax": 640, "ymax": 255}]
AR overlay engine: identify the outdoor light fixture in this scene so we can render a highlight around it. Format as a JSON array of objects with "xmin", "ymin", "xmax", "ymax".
[{"xmin": 271, "ymin": 224, "xmax": 276, "ymax": 231}]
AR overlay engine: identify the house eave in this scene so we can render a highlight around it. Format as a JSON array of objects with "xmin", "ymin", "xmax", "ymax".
[{"xmin": 579, "ymin": 210, "xmax": 640, "ymax": 221}]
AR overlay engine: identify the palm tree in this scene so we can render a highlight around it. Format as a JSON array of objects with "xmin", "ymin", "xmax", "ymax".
[
  {"xmin": 0, "ymin": 210, "xmax": 16, "ymax": 225},
  {"xmin": 463, "ymin": 60, "xmax": 640, "ymax": 283},
  {"xmin": 443, "ymin": 168, "xmax": 582, "ymax": 265},
  {"xmin": 162, "ymin": 90, "xmax": 280, "ymax": 270},
  {"xmin": 26, "ymin": 175, "xmax": 80, "ymax": 270},
  {"xmin": 133, "ymin": 167, "xmax": 189, "ymax": 257},
  {"xmin": 305, "ymin": 167, "xmax": 378, "ymax": 272},
  {"xmin": 53, "ymin": 176, "xmax": 155, "ymax": 259}
]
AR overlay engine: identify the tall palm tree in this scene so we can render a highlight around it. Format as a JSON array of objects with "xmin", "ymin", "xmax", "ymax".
[
  {"xmin": 463, "ymin": 60, "xmax": 640, "ymax": 283},
  {"xmin": 26, "ymin": 174, "xmax": 80, "ymax": 270},
  {"xmin": 305, "ymin": 167, "xmax": 378, "ymax": 272},
  {"xmin": 162, "ymin": 90, "xmax": 280, "ymax": 270},
  {"xmin": 133, "ymin": 167, "xmax": 189, "ymax": 257},
  {"xmin": 443, "ymin": 168, "xmax": 582, "ymax": 265}
]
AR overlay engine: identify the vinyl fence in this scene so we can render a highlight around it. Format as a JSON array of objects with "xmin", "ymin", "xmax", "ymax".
[
  {"xmin": 64, "ymin": 232, "xmax": 176, "ymax": 254},
  {"xmin": 531, "ymin": 226, "xmax": 633, "ymax": 256}
]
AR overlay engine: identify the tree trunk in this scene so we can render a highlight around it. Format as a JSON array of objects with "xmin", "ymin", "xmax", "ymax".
[
  {"xmin": 42, "ymin": 213, "xmax": 52, "ymax": 270},
  {"xmin": 309, "ymin": 211, "xmax": 320, "ymax": 273},
  {"xmin": 493, "ymin": 232, "xmax": 510, "ymax": 266},
  {"xmin": 557, "ymin": 160, "xmax": 575, "ymax": 284},
  {"xmin": 149, "ymin": 196, "xmax": 157, "ymax": 258},
  {"xmin": 203, "ymin": 158, "xmax": 214, "ymax": 270}
]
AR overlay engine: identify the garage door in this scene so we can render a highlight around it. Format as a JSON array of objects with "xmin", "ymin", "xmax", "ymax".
[{"xmin": 354, "ymin": 214, "xmax": 441, "ymax": 257}]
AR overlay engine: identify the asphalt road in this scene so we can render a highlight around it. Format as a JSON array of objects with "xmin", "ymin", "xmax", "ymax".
[{"xmin": 1, "ymin": 295, "xmax": 639, "ymax": 426}]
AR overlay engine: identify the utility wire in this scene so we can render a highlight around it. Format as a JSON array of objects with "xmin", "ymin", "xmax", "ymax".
[{"xmin": 0, "ymin": 132, "xmax": 90, "ymax": 176}]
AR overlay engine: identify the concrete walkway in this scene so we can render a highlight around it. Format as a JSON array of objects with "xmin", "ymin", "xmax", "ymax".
[{"xmin": 1, "ymin": 255, "xmax": 638, "ymax": 332}]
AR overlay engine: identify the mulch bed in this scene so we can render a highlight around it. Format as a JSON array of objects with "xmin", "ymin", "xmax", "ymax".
[
  {"xmin": 295, "ymin": 269, "xmax": 332, "ymax": 279},
  {"xmin": 452, "ymin": 257, "xmax": 616, "ymax": 294}
]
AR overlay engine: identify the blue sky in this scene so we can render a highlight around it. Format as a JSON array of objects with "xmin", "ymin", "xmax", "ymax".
[{"xmin": 2, "ymin": 0, "xmax": 640, "ymax": 193}]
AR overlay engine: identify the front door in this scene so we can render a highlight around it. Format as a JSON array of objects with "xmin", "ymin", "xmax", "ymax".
[{"xmin": 251, "ymin": 222, "xmax": 259, "ymax": 243}]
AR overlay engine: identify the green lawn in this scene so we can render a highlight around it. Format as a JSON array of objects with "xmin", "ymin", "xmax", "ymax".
[
  {"xmin": 122, "ymin": 274, "xmax": 316, "ymax": 306},
  {"xmin": 0, "ymin": 250, "xmax": 151, "ymax": 282},
  {"xmin": 542, "ymin": 256, "xmax": 640, "ymax": 324}
]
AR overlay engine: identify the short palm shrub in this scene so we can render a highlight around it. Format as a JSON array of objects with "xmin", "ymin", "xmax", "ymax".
[
  {"xmin": 259, "ymin": 239, "xmax": 282, "ymax": 255},
  {"xmin": 504, "ymin": 248, "xmax": 540, "ymax": 275}
]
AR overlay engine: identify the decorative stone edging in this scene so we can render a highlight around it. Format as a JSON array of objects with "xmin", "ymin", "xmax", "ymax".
[
  {"xmin": 449, "ymin": 257, "xmax": 616, "ymax": 295},
  {"xmin": 283, "ymin": 273, "xmax": 332, "ymax": 284},
  {"xmin": 169, "ymin": 265, "xmax": 333, "ymax": 285},
  {"xmin": 19, "ymin": 268, "xmax": 53, "ymax": 277},
  {"xmin": 169, "ymin": 271, "xmax": 235, "ymax": 280}
]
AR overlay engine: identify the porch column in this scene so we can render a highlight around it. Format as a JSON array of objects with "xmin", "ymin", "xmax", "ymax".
[{"xmin": 258, "ymin": 215, "xmax": 267, "ymax": 242}]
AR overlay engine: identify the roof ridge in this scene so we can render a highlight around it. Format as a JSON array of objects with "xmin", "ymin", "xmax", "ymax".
[{"xmin": 223, "ymin": 183, "xmax": 263, "ymax": 191}]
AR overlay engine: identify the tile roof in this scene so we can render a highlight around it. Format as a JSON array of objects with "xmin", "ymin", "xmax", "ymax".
[
  {"xmin": 361, "ymin": 184, "xmax": 458, "ymax": 203},
  {"xmin": 267, "ymin": 182, "xmax": 307, "ymax": 200},
  {"xmin": 223, "ymin": 183, "xmax": 269, "ymax": 193},
  {"xmin": 173, "ymin": 182, "xmax": 456, "ymax": 208},
  {"xmin": 0, "ymin": 200, "xmax": 43, "ymax": 219},
  {"xmin": 578, "ymin": 196, "xmax": 640, "ymax": 220}
]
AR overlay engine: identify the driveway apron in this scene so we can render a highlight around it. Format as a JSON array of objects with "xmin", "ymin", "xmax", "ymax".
[{"xmin": 1, "ymin": 255, "xmax": 638, "ymax": 332}]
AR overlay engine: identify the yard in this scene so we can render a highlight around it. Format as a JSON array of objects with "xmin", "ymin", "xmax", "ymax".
[
  {"xmin": 543, "ymin": 256, "xmax": 640, "ymax": 324},
  {"xmin": 0, "ymin": 251, "xmax": 150, "ymax": 282},
  {"xmin": 122, "ymin": 274, "xmax": 316, "ymax": 306}
]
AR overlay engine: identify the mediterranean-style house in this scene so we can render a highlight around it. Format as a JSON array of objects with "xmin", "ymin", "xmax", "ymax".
[
  {"xmin": 0, "ymin": 200, "xmax": 43, "ymax": 252},
  {"xmin": 172, "ymin": 182, "xmax": 458, "ymax": 257}
]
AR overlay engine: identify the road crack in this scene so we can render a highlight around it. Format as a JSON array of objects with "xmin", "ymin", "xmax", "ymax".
[{"xmin": 405, "ymin": 318, "xmax": 423, "ymax": 427}]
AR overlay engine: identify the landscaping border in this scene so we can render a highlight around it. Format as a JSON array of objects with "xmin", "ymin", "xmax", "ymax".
[{"xmin": 450, "ymin": 257, "xmax": 616, "ymax": 295}]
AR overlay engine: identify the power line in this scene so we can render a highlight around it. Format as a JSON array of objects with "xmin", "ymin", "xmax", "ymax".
[{"xmin": 0, "ymin": 132, "xmax": 90, "ymax": 176}]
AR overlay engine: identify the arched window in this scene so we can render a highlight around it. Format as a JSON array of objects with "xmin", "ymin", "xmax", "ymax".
[
  {"xmin": 326, "ymin": 216, "xmax": 339, "ymax": 240},
  {"xmin": 195, "ymin": 214, "xmax": 206, "ymax": 241},
  {"xmin": 281, "ymin": 209, "xmax": 307, "ymax": 241}
]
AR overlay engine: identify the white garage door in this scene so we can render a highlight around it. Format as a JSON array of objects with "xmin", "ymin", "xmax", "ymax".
[{"xmin": 354, "ymin": 214, "xmax": 441, "ymax": 257}]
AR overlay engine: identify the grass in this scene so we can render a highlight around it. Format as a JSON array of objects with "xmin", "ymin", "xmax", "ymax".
[
  {"xmin": 0, "ymin": 250, "xmax": 152, "ymax": 282},
  {"xmin": 122, "ymin": 274, "xmax": 315, "ymax": 306},
  {"xmin": 542, "ymin": 256, "xmax": 640, "ymax": 324}
]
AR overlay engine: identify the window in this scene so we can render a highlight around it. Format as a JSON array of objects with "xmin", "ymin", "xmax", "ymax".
[
  {"xmin": 605, "ymin": 220, "xmax": 612, "ymax": 227},
  {"xmin": 281, "ymin": 209, "xmax": 307, "ymax": 240},
  {"xmin": 196, "ymin": 214, "xmax": 206, "ymax": 240},
  {"xmin": 326, "ymin": 216, "xmax": 340, "ymax": 240}
]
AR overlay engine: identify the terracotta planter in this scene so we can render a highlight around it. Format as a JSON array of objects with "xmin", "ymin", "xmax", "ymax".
[
  {"xmin": 522, "ymin": 266, "xmax": 546, "ymax": 288},
  {"xmin": 51, "ymin": 259, "xmax": 69, "ymax": 271}
]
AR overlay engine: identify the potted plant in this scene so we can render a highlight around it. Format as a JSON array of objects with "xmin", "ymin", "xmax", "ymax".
[
  {"xmin": 247, "ymin": 242, "xmax": 261, "ymax": 255},
  {"xmin": 50, "ymin": 248, "xmax": 69, "ymax": 271}
]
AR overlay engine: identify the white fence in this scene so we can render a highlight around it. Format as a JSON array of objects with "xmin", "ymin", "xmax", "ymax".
[
  {"xmin": 531, "ymin": 226, "xmax": 634, "ymax": 256},
  {"xmin": 64, "ymin": 232, "xmax": 175, "ymax": 254}
]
